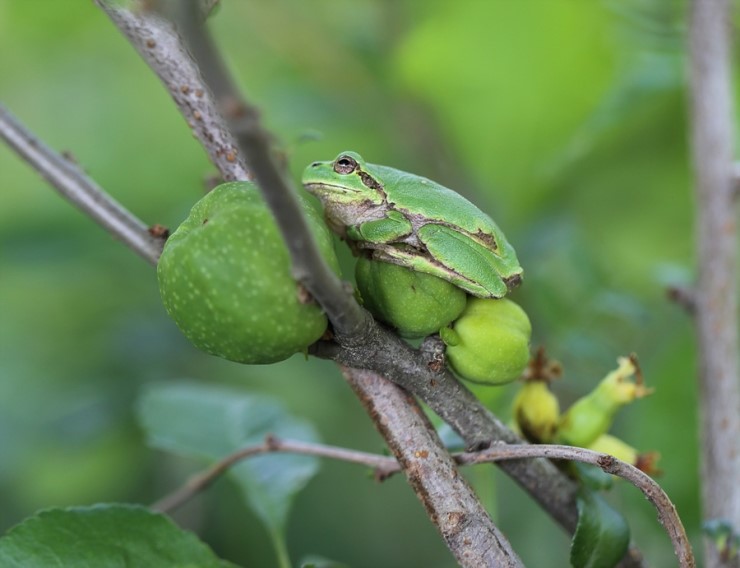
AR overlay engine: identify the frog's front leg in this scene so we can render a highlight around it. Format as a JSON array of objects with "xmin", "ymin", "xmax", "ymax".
[{"xmin": 347, "ymin": 210, "xmax": 413, "ymax": 243}]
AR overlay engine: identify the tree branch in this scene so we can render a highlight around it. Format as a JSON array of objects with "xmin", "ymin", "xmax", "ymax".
[
  {"xmin": 0, "ymin": 104, "xmax": 163, "ymax": 265},
  {"xmin": 96, "ymin": 1, "xmax": 249, "ymax": 183},
  {"xmin": 312, "ymin": 331, "xmax": 583, "ymax": 532},
  {"xmin": 335, "ymin": 368, "xmax": 522, "ymax": 567},
  {"xmin": 688, "ymin": 1, "xmax": 740, "ymax": 566}
]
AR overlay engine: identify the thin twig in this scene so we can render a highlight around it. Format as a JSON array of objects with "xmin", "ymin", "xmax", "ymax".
[
  {"xmin": 154, "ymin": 386, "xmax": 526, "ymax": 567},
  {"xmin": 464, "ymin": 445, "xmax": 695, "ymax": 568},
  {"xmin": 150, "ymin": 435, "xmax": 398, "ymax": 514},
  {"xmin": 152, "ymin": 434, "xmax": 694, "ymax": 568},
  {"xmin": 96, "ymin": 1, "xmax": 249, "ymax": 183},
  {"xmin": 153, "ymin": 0, "xmax": 244, "ymax": 129},
  {"xmin": 0, "ymin": 104, "xmax": 163, "ymax": 265},
  {"xmin": 688, "ymin": 1, "xmax": 740, "ymax": 566}
]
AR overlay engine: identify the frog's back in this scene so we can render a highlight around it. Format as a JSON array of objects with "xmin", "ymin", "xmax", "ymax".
[{"xmin": 370, "ymin": 164, "xmax": 502, "ymax": 240}]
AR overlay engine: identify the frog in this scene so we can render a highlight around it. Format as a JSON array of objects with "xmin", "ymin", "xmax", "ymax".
[{"xmin": 302, "ymin": 151, "xmax": 523, "ymax": 298}]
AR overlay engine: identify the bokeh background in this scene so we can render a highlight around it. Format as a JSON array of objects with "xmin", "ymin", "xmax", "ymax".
[{"xmin": 0, "ymin": 1, "xmax": 708, "ymax": 566}]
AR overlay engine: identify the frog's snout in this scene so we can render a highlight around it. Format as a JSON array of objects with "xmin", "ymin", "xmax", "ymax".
[
  {"xmin": 309, "ymin": 162, "xmax": 320, "ymax": 168},
  {"xmin": 504, "ymin": 273, "xmax": 523, "ymax": 290}
]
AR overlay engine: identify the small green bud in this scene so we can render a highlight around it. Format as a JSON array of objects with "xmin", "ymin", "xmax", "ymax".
[
  {"xmin": 511, "ymin": 348, "xmax": 561, "ymax": 442},
  {"xmin": 557, "ymin": 356, "xmax": 653, "ymax": 447},
  {"xmin": 513, "ymin": 381, "xmax": 560, "ymax": 443}
]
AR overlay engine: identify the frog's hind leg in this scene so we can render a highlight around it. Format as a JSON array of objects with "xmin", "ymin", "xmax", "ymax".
[
  {"xmin": 416, "ymin": 224, "xmax": 510, "ymax": 298},
  {"xmin": 370, "ymin": 244, "xmax": 494, "ymax": 297}
]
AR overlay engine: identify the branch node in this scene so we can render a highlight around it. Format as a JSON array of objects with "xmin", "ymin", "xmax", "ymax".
[{"xmin": 264, "ymin": 434, "xmax": 280, "ymax": 450}]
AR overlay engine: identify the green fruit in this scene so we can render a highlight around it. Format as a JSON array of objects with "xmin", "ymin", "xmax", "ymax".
[
  {"xmin": 355, "ymin": 256, "xmax": 467, "ymax": 338},
  {"xmin": 441, "ymin": 297, "xmax": 531, "ymax": 385},
  {"xmin": 157, "ymin": 182, "xmax": 340, "ymax": 364},
  {"xmin": 511, "ymin": 348, "xmax": 561, "ymax": 442},
  {"xmin": 513, "ymin": 380, "xmax": 560, "ymax": 443}
]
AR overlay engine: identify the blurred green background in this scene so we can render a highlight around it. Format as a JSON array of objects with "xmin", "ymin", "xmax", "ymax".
[{"xmin": 0, "ymin": 0, "xmax": 705, "ymax": 566}]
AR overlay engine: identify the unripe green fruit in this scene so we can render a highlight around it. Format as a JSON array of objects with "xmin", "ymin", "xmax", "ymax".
[
  {"xmin": 441, "ymin": 297, "xmax": 531, "ymax": 385},
  {"xmin": 355, "ymin": 256, "xmax": 467, "ymax": 338},
  {"xmin": 157, "ymin": 182, "xmax": 340, "ymax": 364},
  {"xmin": 513, "ymin": 380, "xmax": 560, "ymax": 443}
]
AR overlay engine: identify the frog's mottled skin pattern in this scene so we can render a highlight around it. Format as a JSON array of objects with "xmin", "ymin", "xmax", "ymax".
[
  {"xmin": 302, "ymin": 152, "xmax": 522, "ymax": 298},
  {"xmin": 157, "ymin": 182, "xmax": 339, "ymax": 364}
]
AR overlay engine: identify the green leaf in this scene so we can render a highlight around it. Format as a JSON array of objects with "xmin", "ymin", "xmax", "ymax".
[
  {"xmin": 0, "ymin": 504, "xmax": 238, "ymax": 568},
  {"xmin": 137, "ymin": 382, "xmax": 321, "ymax": 536},
  {"xmin": 571, "ymin": 489, "xmax": 630, "ymax": 568}
]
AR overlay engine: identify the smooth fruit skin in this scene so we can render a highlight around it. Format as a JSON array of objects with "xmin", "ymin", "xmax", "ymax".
[
  {"xmin": 157, "ymin": 182, "xmax": 340, "ymax": 364},
  {"xmin": 442, "ymin": 297, "xmax": 531, "ymax": 385},
  {"xmin": 355, "ymin": 256, "xmax": 467, "ymax": 338}
]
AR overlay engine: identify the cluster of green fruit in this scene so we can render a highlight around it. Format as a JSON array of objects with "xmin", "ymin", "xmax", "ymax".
[
  {"xmin": 156, "ymin": 151, "xmax": 658, "ymax": 473},
  {"xmin": 356, "ymin": 257, "xmax": 531, "ymax": 385},
  {"xmin": 511, "ymin": 352, "xmax": 660, "ymax": 474},
  {"xmin": 157, "ymin": 153, "xmax": 532, "ymax": 385}
]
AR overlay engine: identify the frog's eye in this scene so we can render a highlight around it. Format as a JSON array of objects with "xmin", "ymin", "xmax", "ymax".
[{"xmin": 334, "ymin": 155, "xmax": 358, "ymax": 175}]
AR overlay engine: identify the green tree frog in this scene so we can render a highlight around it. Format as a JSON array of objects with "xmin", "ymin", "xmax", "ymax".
[{"xmin": 302, "ymin": 151, "xmax": 523, "ymax": 297}]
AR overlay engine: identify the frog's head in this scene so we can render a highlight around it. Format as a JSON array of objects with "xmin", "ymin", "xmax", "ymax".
[{"xmin": 302, "ymin": 151, "xmax": 386, "ymax": 207}]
